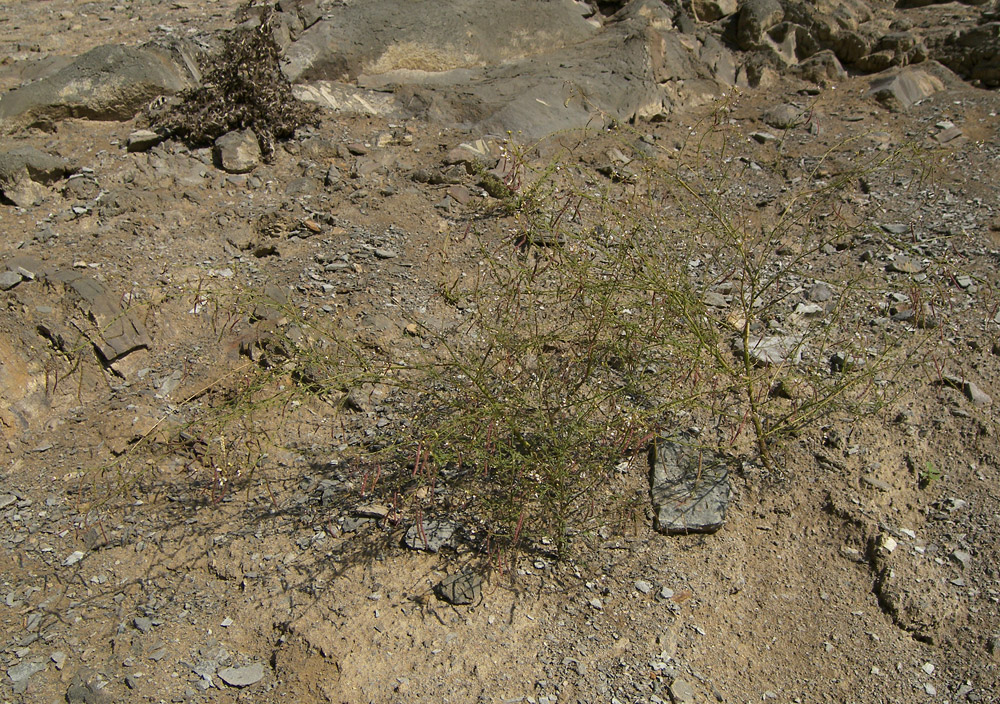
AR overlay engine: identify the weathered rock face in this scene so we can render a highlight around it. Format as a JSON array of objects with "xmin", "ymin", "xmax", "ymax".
[
  {"xmin": 290, "ymin": 0, "xmax": 736, "ymax": 138},
  {"xmin": 0, "ymin": 43, "xmax": 197, "ymax": 133},
  {"xmin": 869, "ymin": 64, "xmax": 947, "ymax": 111},
  {"xmin": 0, "ymin": 147, "xmax": 72, "ymax": 207},
  {"xmin": 932, "ymin": 19, "xmax": 1000, "ymax": 87},
  {"xmin": 280, "ymin": 0, "xmax": 601, "ymax": 84}
]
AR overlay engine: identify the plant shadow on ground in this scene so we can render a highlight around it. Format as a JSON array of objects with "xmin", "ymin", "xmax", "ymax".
[{"xmin": 79, "ymin": 92, "xmax": 950, "ymax": 576}]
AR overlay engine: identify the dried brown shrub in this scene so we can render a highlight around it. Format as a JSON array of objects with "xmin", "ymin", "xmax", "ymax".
[{"xmin": 150, "ymin": 1, "xmax": 318, "ymax": 159}]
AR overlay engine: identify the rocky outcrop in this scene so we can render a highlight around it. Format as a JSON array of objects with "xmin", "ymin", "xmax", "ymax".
[
  {"xmin": 0, "ymin": 43, "xmax": 197, "ymax": 133},
  {"xmin": 290, "ymin": 0, "xmax": 737, "ymax": 138}
]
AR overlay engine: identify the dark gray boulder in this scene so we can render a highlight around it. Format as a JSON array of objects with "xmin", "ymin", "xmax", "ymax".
[{"xmin": 0, "ymin": 44, "xmax": 196, "ymax": 133}]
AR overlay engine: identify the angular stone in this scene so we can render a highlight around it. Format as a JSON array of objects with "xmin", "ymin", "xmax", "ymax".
[
  {"xmin": 0, "ymin": 44, "xmax": 195, "ymax": 133},
  {"xmin": 794, "ymin": 50, "xmax": 846, "ymax": 85},
  {"xmin": 886, "ymin": 255, "xmax": 925, "ymax": 274},
  {"xmin": 650, "ymin": 439, "xmax": 730, "ymax": 535},
  {"xmin": 669, "ymin": 677, "xmax": 697, "ymax": 704},
  {"xmin": 66, "ymin": 667, "xmax": 111, "ymax": 704},
  {"xmin": 218, "ymin": 663, "xmax": 265, "ymax": 688},
  {"xmin": 214, "ymin": 130, "xmax": 261, "ymax": 174},
  {"xmin": 0, "ymin": 173, "xmax": 48, "ymax": 207},
  {"xmin": 404, "ymin": 520, "xmax": 455, "ymax": 552},
  {"xmin": 942, "ymin": 375, "xmax": 992, "ymax": 407},
  {"xmin": 0, "ymin": 270, "xmax": 23, "ymax": 290},
  {"xmin": 764, "ymin": 103, "xmax": 805, "ymax": 129},
  {"xmin": 693, "ymin": 0, "xmax": 738, "ymax": 22},
  {"xmin": 7, "ymin": 661, "xmax": 45, "ymax": 685},
  {"xmin": 869, "ymin": 67, "xmax": 944, "ymax": 111},
  {"xmin": 0, "ymin": 147, "xmax": 71, "ymax": 184},
  {"xmin": 126, "ymin": 129, "xmax": 164, "ymax": 153},
  {"xmin": 733, "ymin": 334, "xmax": 803, "ymax": 366},
  {"xmin": 40, "ymin": 270, "xmax": 151, "ymax": 368},
  {"xmin": 436, "ymin": 571, "xmax": 483, "ymax": 605},
  {"xmin": 736, "ymin": 0, "xmax": 785, "ymax": 51}
]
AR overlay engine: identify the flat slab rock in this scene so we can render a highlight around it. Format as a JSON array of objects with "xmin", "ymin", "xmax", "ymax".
[
  {"xmin": 436, "ymin": 571, "xmax": 483, "ymax": 605},
  {"xmin": 649, "ymin": 439, "xmax": 730, "ymax": 535},
  {"xmin": 403, "ymin": 520, "xmax": 455, "ymax": 552},
  {"xmin": 217, "ymin": 663, "xmax": 265, "ymax": 687}
]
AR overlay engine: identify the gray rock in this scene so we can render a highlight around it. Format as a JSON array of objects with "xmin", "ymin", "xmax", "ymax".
[
  {"xmin": 736, "ymin": 0, "xmax": 785, "ymax": 51},
  {"xmin": 988, "ymin": 634, "xmax": 1000, "ymax": 655},
  {"xmin": 0, "ymin": 270, "xmax": 22, "ymax": 290},
  {"xmin": 134, "ymin": 616, "xmax": 153, "ymax": 633},
  {"xmin": 808, "ymin": 282, "xmax": 834, "ymax": 302},
  {"xmin": 0, "ymin": 44, "xmax": 196, "ymax": 133},
  {"xmin": 0, "ymin": 174, "xmax": 48, "ymax": 207},
  {"xmin": 290, "ymin": 0, "xmax": 732, "ymax": 139},
  {"xmin": 669, "ymin": 677, "xmax": 697, "ymax": 704},
  {"xmin": 830, "ymin": 351, "xmax": 865, "ymax": 374},
  {"xmin": 42, "ymin": 270, "xmax": 151, "ymax": 368},
  {"xmin": 0, "ymin": 147, "xmax": 71, "ymax": 184},
  {"xmin": 764, "ymin": 103, "xmax": 804, "ymax": 129},
  {"xmin": 733, "ymin": 334, "xmax": 803, "ymax": 366},
  {"xmin": 650, "ymin": 438, "xmax": 730, "ymax": 535},
  {"xmin": 7, "ymin": 661, "xmax": 45, "ymax": 690},
  {"xmin": 0, "ymin": 146, "xmax": 72, "ymax": 207},
  {"xmin": 869, "ymin": 66, "xmax": 944, "ymax": 111},
  {"xmin": 880, "ymin": 222, "xmax": 910, "ymax": 235},
  {"xmin": 218, "ymin": 663, "xmax": 265, "ymax": 688},
  {"xmin": 751, "ymin": 131, "xmax": 779, "ymax": 143},
  {"xmin": 404, "ymin": 520, "xmax": 455, "ymax": 552},
  {"xmin": 794, "ymin": 50, "xmax": 846, "ymax": 85},
  {"xmin": 886, "ymin": 255, "xmax": 925, "ymax": 274},
  {"xmin": 66, "ymin": 668, "xmax": 111, "ymax": 704},
  {"xmin": 281, "ymin": 0, "xmax": 598, "ymax": 84},
  {"xmin": 436, "ymin": 571, "xmax": 483, "ymax": 605},
  {"xmin": 214, "ymin": 130, "xmax": 261, "ymax": 174},
  {"xmin": 634, "ymin": 579, "xmax": 653, "ymax": 594},
  {"xmin": 942, "ymin": 375, "xmax": 993, "ymax": 407},
  {"xmin": 693, "ymin": 0, "xmax": 738, "ymax": 22},
  {"xmin": 126, "ymin": 129, "xmax": 164, "ymax": 153}
]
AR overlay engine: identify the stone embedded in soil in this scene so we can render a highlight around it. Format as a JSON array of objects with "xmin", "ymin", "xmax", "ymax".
[
  {"xmin": 126, "ymin": 129, "xmax": 164, "ymax": 153},
  {"xmin": 0, "ymin": 271, "xmax": 19, "ymax": 290},
  {"xmin": 403, "ymin": 520, "xmax": 455, "ymax": 552},
  {"xmin": 214, "ymin": 129, "xmax": 262, "ymax": 174},
  {"xmin": 41, "ymin": 269, "xmax": 152, "ymax": 369},
  {"xmin": 649, "ymin": 439, "xmax": 730, "ymax": 535},
  {"xmin": 869, "ymin": 66, "xmax": 944, "ymax": 111},
  {"xmin": 436, "ymin": 571, "xmax": 483, "ymax": 605},
  {"xmin": 66, "ymin": 667, "xmax": 111, "ymax": 704},
  {"xmin": 886, "ymin": 255, "xmax": 925, "ymax": 274},
  {"xmin": 7, "ymin": 661, "xmax": 45, "ymax": 691},
  {"xmin": 733, "ymin": 334, "xmax": 803, "ymax": 366},
  {"xmin": 942, "ymin": 375, "xmax": 993, "ymax": 407},
  {"xmin": 354, "ymin": 503, "xmax": 390, "ymax": 519},
  {"xmin": 669, "ymin": 677, "xmax": 697, "ymax": 704},
  {"xmin": 218, "ymin": 663, "xmax": 265, "ymax": 688}
]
